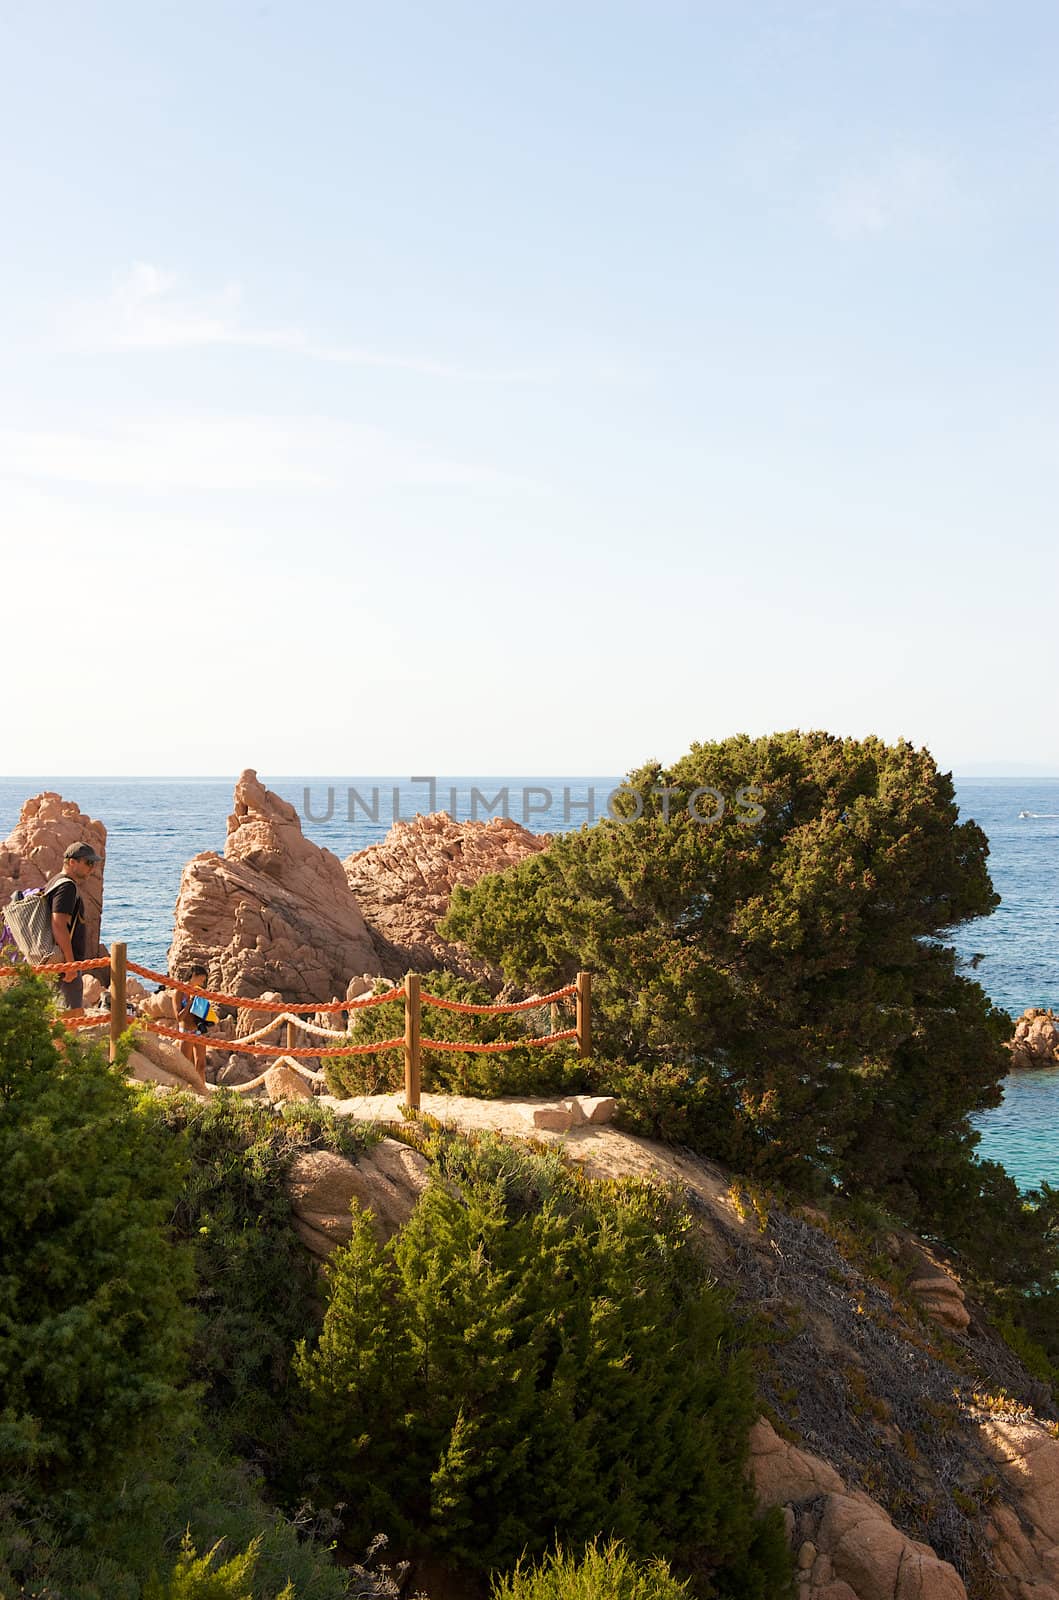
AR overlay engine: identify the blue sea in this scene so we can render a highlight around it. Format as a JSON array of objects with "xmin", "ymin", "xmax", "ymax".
[{"xmin": 1, "ymin": 774, "xmax": 1057, "ymax": 1192}]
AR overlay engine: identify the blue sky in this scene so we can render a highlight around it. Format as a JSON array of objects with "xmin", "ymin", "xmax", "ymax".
[{"xmin": 3, "ymin": 1, "xmax": 1057, "ymax": 776}]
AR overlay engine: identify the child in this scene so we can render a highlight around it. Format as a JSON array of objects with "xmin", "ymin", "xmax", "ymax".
[{"xmin": 176, "ymin": 965, "xmax": 215, "ymax": 1087}]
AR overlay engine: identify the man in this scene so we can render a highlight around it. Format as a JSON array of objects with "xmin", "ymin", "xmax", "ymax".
[{"xmin": 46, "ymin": 842, "xmax": 102, "ymax": 1010}]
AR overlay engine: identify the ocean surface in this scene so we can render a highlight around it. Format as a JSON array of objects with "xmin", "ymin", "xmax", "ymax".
[{"xmin": 1, "ymin": 774, "xmax": 1057, "ymax": 1192}]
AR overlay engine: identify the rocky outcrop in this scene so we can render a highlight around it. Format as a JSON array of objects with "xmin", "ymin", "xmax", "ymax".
[
  {"xmin": 525, "ymin": 1095, "xmax": 617, "ymax": 1132},
  {"xmin": 344, "ymin": 812, "xmax": 548, "ymax": 979},
  {"xmin": 235, "ymin": 989, "xmax": 287, "ymax": 1040},
  {"xmin": 263, "ymin": 1059, "xmax": 315, "ymax": 1102},
  {"xmin": 980, "ymin": 1417, "xmax": 1059, "ymax": 1597},
  {"xmin": 126, "ymin": 1032, "xmax": 208, "ymax": 1096},
  {"xmin": 214, "ymin": 1052, "xmax": 263, "ymax": 1088},
  {"xmin": 286, "ymin": 1140, "xmax": 430, "ymax": 1256},
  {"xmin": 168, "ymin": 770, "xmax": 380, "ymax": 1003},
  {"xmin": 1010, "ymin": 1009, "xmax": 1059, "ymax": 1068},
  {"xmin": 749, "ymin": 1418, "xmax": 967, "ymax": 1600},
  {"xmin": 0, "ymin": 793, "xmax": 107, "ymax": 956},
  {"xmin": 896, "ymin": 1239, "xmax": 970, "ymax": 1332}
]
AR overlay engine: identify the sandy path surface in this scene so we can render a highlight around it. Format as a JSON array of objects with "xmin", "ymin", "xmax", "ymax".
[{"xmin": 319, "ymin": 1091, "xmax": 737, "ymax": 1215}]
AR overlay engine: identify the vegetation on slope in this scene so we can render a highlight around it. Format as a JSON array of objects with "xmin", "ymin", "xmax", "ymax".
[
  {"xmin": 294, "ymin": 1133, "xmax": 791, "ymax": 1595},
  {"xmin": 441, "ymin": 731, "xmax": 1059, "ymax": 1364},
  {"xmin": 0, "ymin": 974, "xmax": 791, "ymax": 1598},
  {"xmin": 0, "ymin": 975, "xmax": 406, "ymax": 1599}
]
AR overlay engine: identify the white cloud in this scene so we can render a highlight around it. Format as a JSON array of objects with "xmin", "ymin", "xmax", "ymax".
[
  {"xmin": 822, "ymin": 149, "xmax": 953, "ymax": 239},
  {"xmin": 62, "ymin": 263, "xmax": 547, "ymax": 381},
  {"xmin": 0, "ymin": 415, "xmax": 536, "ymax": 494}
]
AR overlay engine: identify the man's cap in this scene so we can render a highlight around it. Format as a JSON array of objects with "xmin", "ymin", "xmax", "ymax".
[{"xmin": 64, "ymin": 842, "xmax": 102, "ymax": 863}]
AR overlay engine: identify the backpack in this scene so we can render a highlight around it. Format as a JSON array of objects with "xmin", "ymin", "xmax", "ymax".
[
  {"xmin": 2, "ymin": 875, "xmax": 73, "ymax": 965},
  {"xmin": 188, "ymin": 993, "xmax": 219, "ymax": 1028}
]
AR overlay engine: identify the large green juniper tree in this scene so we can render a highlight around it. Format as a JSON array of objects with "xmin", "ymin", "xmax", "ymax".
[{"xmin": 442, "ymin": 732, "xmax": 1010, "ymax": 1221}]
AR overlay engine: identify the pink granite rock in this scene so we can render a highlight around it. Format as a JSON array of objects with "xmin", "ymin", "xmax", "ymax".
[
  {"xmin": 748, "ymin": 1419, "xmax": 967, "ymax": 1600},
  {"xmin": 168, "ymin": 770, "xmax": 380, "ymax": 1003},
  {"xmin": 344, "ymin": 811, "xmax": 548, "ymax": 979},
  {"xmin": 898, "ymin": 1240, "xmax": 971, "ymax": 1332},
  {"xmin": 0, "ymin": 792, "xmax": 107, "ymax": 957},
  {"xmin": 264, "ymin": 1059, "xmax": 315, "ymax": 1102},
  {"xmin": 1010, "ymin": 1009, "xmax": 1059, "ymax": 1068},
  {"xmin": 286, "ymin": 1140, "xmax": 430, "ymax": 1255}
]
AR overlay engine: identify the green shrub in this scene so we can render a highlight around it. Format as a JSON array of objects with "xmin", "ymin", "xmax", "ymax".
[
  {"xmin": 0, "ymin": 1447, "xmax": 357, "ymax": 1600},
  {"xmin": 490, "ymin": 1538, "xmax": 690, "ymax": 1600},
  {"xmin": 145, "ymin": 1532, "xmax": 289, "ymax": 1600},
  {"xmin": 324, "ymin": 972, "xmax": 588, "ymax": 1100},
  {"xmin": 154, "ymin": 1093, "xmax": 375, "ymax": 1470},
  {"xmin": 0, "ymin": 974, "xmax": 194, "ymax": 1521},
  {"xmin": 0, "ymin": 979, "xmax": 379, "ymax": 1600},
  {"xmin": 294, "ymin": 1136, "xmax": 791, "ymax": 1594}
]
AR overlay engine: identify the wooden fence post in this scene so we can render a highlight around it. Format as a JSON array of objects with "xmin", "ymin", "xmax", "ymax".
[
  {"xmin": 285, "ymin": 1019, "xmax": 296, "ymax": 1053},
  {"xmin": 550, "ymin": 1001, "xmax": 559, "ymax": 1036},
  {"xmin": 575, "ymin": 970, "xmax": 591, "ymax": 1059},
  {"xmin": 110, "ymin": 941, "xmax": 127, "ymax": 1064},
  {"xmin": 404, "ymin": 972, "xmax": 421, "ymax": 1111}
]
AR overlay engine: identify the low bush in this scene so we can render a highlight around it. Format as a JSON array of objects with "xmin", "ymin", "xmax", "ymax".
[
  {"xmin": 0, "ymin": 976, "xmax": 383, "ymax": 1599},
  {"xmin": 490, "ymin": 1539, "xmax": 690, "ymax": 1600},
  {"xmin": 154, "ymin": 1093, "xmax": 375, "ymax": 1469},
  {"xmin": 0, "ymin": 973, "xmax": 193, "ymax": 1525},
  {"xmin": 294, "ymin": 1134, "xmax": 792, "ymax": 1595}
]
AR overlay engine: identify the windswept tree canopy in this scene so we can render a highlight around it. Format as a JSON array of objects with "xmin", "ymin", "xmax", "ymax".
[{"xmin": 442, "ymin": 732, "xmax": 1009, "ymax": 1212}]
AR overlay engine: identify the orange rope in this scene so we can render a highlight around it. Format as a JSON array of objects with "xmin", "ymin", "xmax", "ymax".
[
  {"xmin": 421, "ymin": 1029, "xmax": 577, "ymax": 1053},
  {"xmin": 420, "ymin": 984, "xmax": 576, "ymax": 1015},
  {"xmin": 141, "ymin": 1019, "xmax": 404, "ymax": 1059},
  {"xmin": 54, "ymin": 1014, "xmax": 110, "ymax": 1030},
  {"xmin": 126, "ymin": 961, "xmax": 404, "ymax": 1013},
  {"xmin": 0, "ymin": 957, "xmax": 112, "ymax": 976}
]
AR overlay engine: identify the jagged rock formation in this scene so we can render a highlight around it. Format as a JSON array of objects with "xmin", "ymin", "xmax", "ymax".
[
  {"xmin": 749, "ymin": 1419, "xmax": 966, "ymax": 1599},
  {"xmin": 1010, "ymin": 1008, "xmax": 1059, "ymax": 1068},
  {"xmin": 344, "ymin": 811, "xmax": 548, "ymax": 979},
  {"xmin": 168, "ymin": 770, "xmax": 380, "ymax": 1002},
  {"xmin": 0, "ymin": 792, "xmax": 107, "ymax": 956}
]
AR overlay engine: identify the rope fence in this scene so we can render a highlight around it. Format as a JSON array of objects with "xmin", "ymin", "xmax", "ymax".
[
  {"xmin": 419, "ymin": 984, "xmax": 576, "ymax": 1015},
  {"xmin": 125, "ymin": 961, "xmax": 401, "ymax": 1012},
  {"xmin": 2, "ymin": 943, "xmax": 592, "ymax": 1111},
  {"xmin": 0, "ymin": 957, "xmax": 111, "ymax": 976}
]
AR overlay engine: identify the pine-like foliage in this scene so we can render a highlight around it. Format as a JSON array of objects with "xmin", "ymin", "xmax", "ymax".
[
  {"xmin": 156, "ymin": 1093, "xmax": 373, "ymax": 1473},
  {"xmin": 0, "ymin": 978, "xmax": 380, "ymax": 1600},
  {"xmin": 144, "ymin": 1533, "xmax": 294, "ymax": 1600},
  {"xmin": 490, "ymin": 1538, "xmax": 690, "ymax": 1600},
  {"xmin": 294, "ymin": 1137, "xmax": 791, "ymax": 1593},
  {"xmin": 0, "ymin": 974, "xmax": 194, "ymax": 1516},
  {"xmin": 441, "ymin": 732, "xmax": 1010, "ymax": 1219}
]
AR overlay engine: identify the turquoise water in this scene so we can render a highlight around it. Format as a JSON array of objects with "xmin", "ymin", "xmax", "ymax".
[
  {"xmin": 949, "ymin": 780, "xmax": 1059, "ymax": 1193},
  {"xmin": 1, "ymin": 774, "xmax": 1056, "ymax": 1191}
]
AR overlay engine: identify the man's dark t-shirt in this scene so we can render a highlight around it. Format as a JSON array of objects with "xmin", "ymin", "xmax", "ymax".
[{"xmin": 46, "ymin": 876, "xmax": 86, "ymax": 961}]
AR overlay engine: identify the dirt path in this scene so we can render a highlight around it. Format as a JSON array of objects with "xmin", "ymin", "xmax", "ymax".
[{"xmin": 320, "ymin": 1089, "xmax": 742, "ymax": 1221}]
